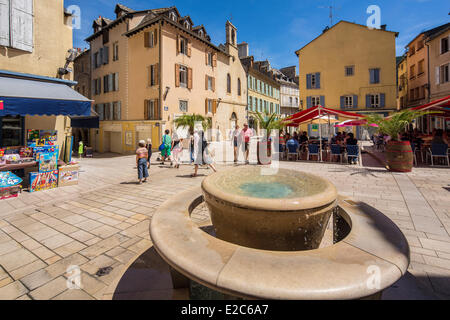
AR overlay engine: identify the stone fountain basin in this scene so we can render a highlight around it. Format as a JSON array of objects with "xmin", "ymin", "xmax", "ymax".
[
  {"xmin": 201, "ymin": 168, "xmax": 338, "ymax": 251},
  {"xmin": 150, "ymin": 187, "xmax": 410, "ymax": 300}
]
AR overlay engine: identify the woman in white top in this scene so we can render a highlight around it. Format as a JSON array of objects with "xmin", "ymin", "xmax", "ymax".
[{"xmin": 191, "ymin": 130, "xmax": 217, "ymax": 177}]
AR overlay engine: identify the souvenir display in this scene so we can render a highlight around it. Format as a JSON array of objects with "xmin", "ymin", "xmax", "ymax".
[
  {"xmin": 39, "ymin": 151, "xmax": 58, "ymax": 172},
  {"xmin": 0, "ymin": 185, "xmax": 21, "ymax": 200},
  {"xmin": 0, "ymin": 172, "xmax": 22, "ymax": 200},
  {"xmin": 29, "ymin": 171, "xmax": 58, "ymax": 193},
  {"xmin": 58, "ymin": 165, "xmax": 79, "ymax": 187}
]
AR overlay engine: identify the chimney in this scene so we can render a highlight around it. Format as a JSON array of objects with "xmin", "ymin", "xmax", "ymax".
[{"xmin": 238, "ymin": 42, "xmax": 249, "ymax": 58}]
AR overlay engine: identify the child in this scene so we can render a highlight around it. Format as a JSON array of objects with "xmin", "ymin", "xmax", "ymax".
[{"xmin": 136, "ymin": 140, "xmax": 149, "ymax": 184}]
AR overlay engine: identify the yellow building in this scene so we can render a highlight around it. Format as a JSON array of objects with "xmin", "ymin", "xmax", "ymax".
[
  {"xmin": 0, "ymin": 0, "xmax": 83, "ymax": 152},
  {"xmin": 87, "ymin": 5, "xmax": 247, "ymax": 154},
  {"xmin": 295, "ymin": 21, "xmax": 398, "ymax": 139},
  {"xmin": 239, "ymin": 46, "xmax": 281, "ymax": 132}
]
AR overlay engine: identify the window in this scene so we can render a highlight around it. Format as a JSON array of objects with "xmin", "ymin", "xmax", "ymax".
[
  {"xmin": 95, "ymin": 104, "xmax": 105, "ymax": 121},
  {"xmin": 169, "ymin": 12, "xmax": 177, "ymax": 21},
  {"xmin": 103, "ymin": 29, "xmax": 109, "ymax": 44},
  {"xmin": 296, "ymin": 98, "xmax": 298, "ymax": 106},
  {"xmin": 112, "ymin": 73, "xmax": 119, "ymax": 91},
  {"xmin": 199, "ymin": 30, "xmax": 204, "ymax": 37},
  {"xmin": 227, "ymin": 74, "xmax": 231, "ymax": 93},
  {"xmin": 289, "ymin": 97, "xmax": 293, "ymax": 106},
  {"xmin": 207, "ymin": 52, "xmax": 213, "ymax": 66},
  {"xmin": 93, "ymin": 52, "xmax": 99, "ymax": 69},
  {"xmin": 145, "ymin": 31, "xmax": 157, "ymax": 48},
  {"xmin": 417, "ymin": 40, "xmax": 424, "ymax": 51},
  {"xmin": 180, "ymin": 37, "xmax": 188, "ymax": 55},
  {"xmin": 179, "ymin": 100, "xmax": 188, "ymax": 113},
  {"xmin": 410, "ymin": 89, "xmax": 415, "ymax": 101},
  {"xmin": 93, "ymin": 78, "xmax": 101, "ymax": 95},
  {"xmin": 270, "ymin": 102, "xmax": 273, "ymax": 114},
  {"xmin": 311, "ymin": 74, "xmax": 316, "ymax": 88},
  {"xmin": 206, "ymin": 76, "xmax": 214, "ymax": 91},
  {"xmin": 0, "ymin": 0, "xmax": 33, "ymax": 52},
  {"xmin": 238, "ymin": 78, "xmax": 241, "ymax": 96},
  {"xmin": 104, "ymin": 103, "xmax": 113, "ymax": 120},
  {"xmin": 369, "ymin": 68, "xmax": 380, "ymax": 84},
  {"xmin": 311, "ymin": 96, "xmax": 321, "ymax": 107},
  {"xmin": 179, "ymin": 66, "xmax": 187, "ymax": 87},
  {"xmin": 184, "ymin": 21, "xmax": 190, "ymax": 30},
  {"xmin": 368, "ymin": 94, "xmax": 380, "ymax": 108},
  {"xmin": 207, "ymin": 99, "xmax": 213, "ymax": 114},
  {"xmin": 439, "ymin": 63, "xmax": 449, "ymax": 84},
  {"xmin": 418, "ymin": 60, "xmax": 425, "ymax": 75},
  {"xmin": 248, "ymin": 96, "xmax": 253, "ymax": 111},
  {"xmin": 103, "ymin": 75, "xmax": 109, "ymax": 93},
  {"xmin": 345, "ymin": 66, "xmax": 354, "ymax": 76},
  {"xmin": 344, "ymin": 96, "xmax": 354, "ymax": 109},
  {"xmin": 409, "ymin": 45, "xmax": 416, "ymax": 57},
  {"xmin": 145, "ymin": 100, "xmax": 160, "ymax": 120},
  {"xmin": 441, "ymin": 37, "xmax": 449, "ymax": 54},
  {"xmin": 410, "ymin": 65, "xmax": 416, "ymax": 79},
  {"xmin": 113, "ymin": 42, "xmax": 119, "ymax": 61}
]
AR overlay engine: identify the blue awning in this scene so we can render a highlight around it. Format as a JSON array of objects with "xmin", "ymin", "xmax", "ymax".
[{"xmin": 0, "ymin": 76, "xmax": 92, "ymax": 117}]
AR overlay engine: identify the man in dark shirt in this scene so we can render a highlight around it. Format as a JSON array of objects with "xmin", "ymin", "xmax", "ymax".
[{"xmin": 346, "ymin": 133, "xmax": 358, "ymax": 146}]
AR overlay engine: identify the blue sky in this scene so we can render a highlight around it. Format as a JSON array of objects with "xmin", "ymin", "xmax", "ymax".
[{"xmin": 66, "ymin": 0, "xmax": 448, "ymax": 70}]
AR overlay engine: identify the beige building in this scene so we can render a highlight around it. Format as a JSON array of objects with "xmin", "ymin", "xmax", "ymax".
[
  {"xmin": 397, "ymin": 55, "xmax": 408, "ymax": 109},
  {"xmin": 87, "ymin": 5, "xmax": 247, "ymax": 154},
  {"xmin": 0, "ymin": 0, "xmax": 81, "ymax": 152}
]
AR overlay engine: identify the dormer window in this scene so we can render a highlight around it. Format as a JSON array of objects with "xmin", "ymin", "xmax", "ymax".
[
  {"xmin": 169, "ymin": 12, "xmax": 177, "ymax": 21},
  {"xmin": 199, "ymin": 30, "xmax": 204, "ymax": 37},
  {"xmin": 184, "ymin": 21, "xmax": 190, "ymax": 30}
]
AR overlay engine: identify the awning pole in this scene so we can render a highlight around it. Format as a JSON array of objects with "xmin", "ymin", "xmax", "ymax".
[{"xmin": 319, "ymin": 106, "xmax": 323, "ymax": 162}]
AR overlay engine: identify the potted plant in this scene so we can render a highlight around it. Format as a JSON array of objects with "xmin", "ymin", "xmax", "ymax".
[
  {"xmin": 365, "ymin": 110, "xmax": 432, "ymax": 172},
  {"xmin": 254, "ymin": 111, "xmax": 287, "ymax": 165},
  {"xmin": 174, "ymin": 114, "xmax": 211, "ymax": 133}
]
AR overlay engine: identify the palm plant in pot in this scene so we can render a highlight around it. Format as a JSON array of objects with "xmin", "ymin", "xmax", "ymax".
[
  {"xmin": 254, "ymin": 111, "xmax": 287, "ymax": 165},
  {"xmin": 365, "ymin": 110, "xmax": 433, "ymax": 172},
  {"xmin": 174, "ymin": 114, "xmax": 211, "ymax": 133}
]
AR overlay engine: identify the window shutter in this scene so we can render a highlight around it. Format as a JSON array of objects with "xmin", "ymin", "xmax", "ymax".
[
  {"xmin": 144, "ymin": 100, "xmax": 149, "ymax": 120},
  {"xmin": 0, "ymin": 0, "xmax": 10, "ymax": 46},
  {"xmin": 340, "ymin": 96, "xmax": 345, "ymax": 109},
  {"xmin": 144, "ymin": 32, "xmax": 149, "ymax": 47},
  {"xmin": 103, "ymin": 46, "xmax": 109, "ymax": 64},
  {"xmin": 212, "ymin": 77, "xmax": 215, "ymax": 92},
  {"xmin": 155, "ymin": 63, "xmax": 159, "ymax": 85},
  {"xmin": 99, "ymin": 47, "xmax": 104, "ymax": 65},
  {"xmin": 353, "ymin": 95, "xmax": 358, "ymax": 108},
  {"xmin": 11, "ymin": 0, "xmax": 33, "ymax": 52},
  {"xmin": 108, "ymin": 74, "xmax": 113, "ymax": 92},
  {"xmin": 369, "ymin": 69, "xmax": 375, "ymax": 84},
  {"xmin": 205, "ymin": 51, "xmax": 208, "ymax": 65},
  {"xmin": 436, "ymin": 66, "xmax": 440, "ymax": 85},
  {"xmin": 316, "ymin": 73, "xmax": 321, "ymax": 89},
  {"xmin": 114, "ymin": 73, "xmax": 119, "ymax": 91},
  {"xmin": 205, "ymin": 75, "xmax": 208, "ymax": 90},
  {"xmin": 175, "ymin": 64, "xmax": 180, "ymax": 87},
  {"xmin": 320, "ymin": 96, "xmax": 325, "ymax": 107},
  {"xmin": 176, "ymin": 35, "xmax": 180, "ymax": 54},
  {"xmin": 306, "ymin": 74, "xmax": 312, "ymax": 89},
  {"xmin": 213, "ymin": 53, "xmax": 217, "ymax": 67},
  {"xmin": 205, "ymin": 99, "xmax": 208, "ymax": 114},
  {"xmin": 187, "ymin": 41, "xmax": 192, "ymax": 57},
  {"xmin": 380, "ymin": 94, "xmax": 386, "ymax": 108},
  {"xmin": 187, "ymin": 68, "xmax": 193, "ymax": 89},
  {"xmin": 213, "ymin": 100, "xmax": 217, "ymax": 114},
  {"xmin": 155, "ymin": 99, "xmax": 160, "ymax": 120},
  {"xmin": 307, "ymin": 96, "xmax": 312, "ymax": 109},
  {"xmin": 154, "ymin": 30, "xmax": 157, "ymax": 46},
  {"xmin": 366, "ymin": 94, "xmax": 371, "ymax": 108},
  {"xmin": 116, "ymin": 101, "xmax": 121, "ymax": 120}
]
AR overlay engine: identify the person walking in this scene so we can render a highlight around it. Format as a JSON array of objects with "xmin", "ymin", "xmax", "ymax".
[
  {"xmin": 160, "ymin": 130, "xmax": 173, "ymax": 166},
  {"xmin": 241, "ymin": 124, "xmax": 253, "ymax": 165},
  {"xmin": 145, "ymin": 139, "xmax": 152, "ymax": 169},
  {"xmin": 192, "ymin": 130, "xmax": 217, "ymax": 177},
  {"xmin": 172, "ymin": 131, "xmax": 183, "ymax": 169},
  {"xmin": 231, "ymin": 125, "xmax": 242, "ymax": 164},
  {"xmin": 78, "ymin": 141, "xmax": 84, "ymax": 159},
  {"xmin": 136, "ymin": 140, "xmax": 149, "ymax": 184}
]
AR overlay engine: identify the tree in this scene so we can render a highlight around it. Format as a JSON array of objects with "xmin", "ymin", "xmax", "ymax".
[
  {"xmin": 174, "ymin": 114, "xmax": 211, "ymax": 133},
  {"xmin": 365, "ymin": 110, "xmax": 436, "ymax": 141},
  {"xmin": 254, "ymin": 111, "xmax": 287, "ymax": 141}
]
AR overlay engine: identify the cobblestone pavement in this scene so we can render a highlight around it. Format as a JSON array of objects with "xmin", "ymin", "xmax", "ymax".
[{"xmin": 0, "ymin": 150, "xmax": 449, "ymax": 300}]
